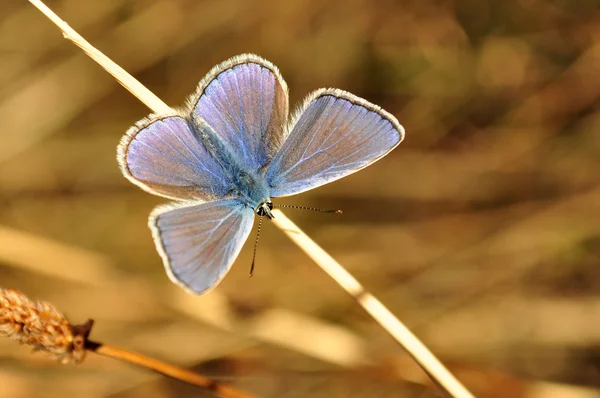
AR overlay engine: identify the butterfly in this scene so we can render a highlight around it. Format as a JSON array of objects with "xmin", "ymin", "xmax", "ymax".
[{"xmin": 117, "ymin": 54, "xmax": 405, "ymax": 295}]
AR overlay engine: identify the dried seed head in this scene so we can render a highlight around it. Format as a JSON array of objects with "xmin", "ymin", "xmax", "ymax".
[{"xmin": 0, "ymin": 288, "xmax": 87, "ymax": 364}]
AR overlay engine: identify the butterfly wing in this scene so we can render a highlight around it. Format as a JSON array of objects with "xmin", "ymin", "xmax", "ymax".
[
  {"xmin": 265, "ymin": 89, "xmax": 405, "ymax": 197},
  {"xmin": 190, "ymin": 54, "xmax": 289, "ymax": 172},
  {"xmin": 118, "ymin": 115, "xmax": 232, "ymax": 201},
  {"xmin": 150, "ymin": 199, "xmax": 254, "ymax": 295}
]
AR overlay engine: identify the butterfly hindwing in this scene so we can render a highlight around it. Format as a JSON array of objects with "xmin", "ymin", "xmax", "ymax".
[
  {"xmin": 150, "ymin": 199, "xmax": 255, "ymax": 295},
  {"xmin": 191, "ymin": 54, "xmax": 289, "ymax": 172},
  {"xmin": 266, "ymin": 89, "xmax": 405, "ymax": 197},
  {"xmin": 118, "ymin": 115, "xmax": 232, "ymax": 201}
]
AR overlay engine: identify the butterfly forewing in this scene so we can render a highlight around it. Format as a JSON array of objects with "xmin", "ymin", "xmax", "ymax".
[
  {"xmin": 265, "ymin": 89, "xmax": 405, "ymax": 197},
  {"xmin": 118, "ymin": 116, "xmax": 232, "ymax": 201},
  {"xmin": 191, "ymin": 54, "xmax": 289, "ymax": 172},
  {"xmin": 150, "ymin": 199, "xmax": 255, "ymax": 295}
]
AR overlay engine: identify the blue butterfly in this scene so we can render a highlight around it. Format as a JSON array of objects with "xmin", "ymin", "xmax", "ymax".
[{"xmin": 117, "ymin": 54, "xmax": 405, "ymax": 295}]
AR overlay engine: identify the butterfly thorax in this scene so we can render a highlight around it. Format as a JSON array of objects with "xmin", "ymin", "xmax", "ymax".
[
  {"xmin": 230, "ymin": 169, "xmax": 272, "ymax": 217},
  {"xmin": 191, "ymin": 115, "xmax": 273, "ymax": 215}
]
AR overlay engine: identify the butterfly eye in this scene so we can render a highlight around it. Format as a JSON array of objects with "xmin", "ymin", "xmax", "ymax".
[{"xmin": 255, "ymin": 201, "xmax": 273, "ymax": 217}]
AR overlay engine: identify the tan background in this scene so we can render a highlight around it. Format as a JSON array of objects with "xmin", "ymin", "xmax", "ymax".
[{"xmin": 1, "ymin": 0, "xmax": 600, "ymax": 397}]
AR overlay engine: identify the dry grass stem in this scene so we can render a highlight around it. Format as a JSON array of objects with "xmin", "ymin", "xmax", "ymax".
[
  {"xmin": 27, "ymin": 0, "xmax": 172, "ymax": 115},
  {"xmin": 270, "ymin": 210, "xmax": 473, "ymax": 397},
  {"xmin": 27, "ymin": 1, "xmax": 474, "ymax": 397},
  {"xmin": 0, "ymin": 288, "xmax": 255, "ymax": 398},
  {"xmin": 87, "ymin": 342, "xmax": 254, "ymax": 398}
]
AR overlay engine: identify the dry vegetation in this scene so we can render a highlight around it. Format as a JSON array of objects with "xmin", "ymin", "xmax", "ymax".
[{"xmin": 1, "ymin": 0, "xmax": 600, "ymax": 397}]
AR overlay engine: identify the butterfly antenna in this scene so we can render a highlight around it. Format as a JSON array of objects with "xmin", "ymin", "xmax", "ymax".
[
  {"xmin": 249, "ymin": 215, "xmax": 263, "ymax": 278},
  {"xmin": 274, "ymin": 204, "xmax": 343, "ymax": 215}
]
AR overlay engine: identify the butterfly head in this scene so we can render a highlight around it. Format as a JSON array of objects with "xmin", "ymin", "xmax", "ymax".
[{"xmin": 255, "ymin": 200, "xmax": 274, "ymax": 219}]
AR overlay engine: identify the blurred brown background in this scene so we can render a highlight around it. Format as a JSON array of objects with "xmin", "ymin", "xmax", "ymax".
[{"xmin": 1, "ymin": 0, "xmax": 600, "ymax": 397}]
